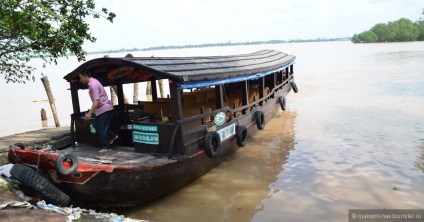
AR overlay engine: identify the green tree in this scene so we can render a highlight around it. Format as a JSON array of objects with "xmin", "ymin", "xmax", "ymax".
[
  {"xmin": 371, "ymin": 23, "xmax": 395, "ymax": 42},
  {"xmin": 357, "ymin": 30, "xmax": 378, "ymax": 43},
  {"xmin": 352, "ymin": 9, "xmax": 424, "ymax": 43},
  {"xmin": 391, "ymin": 18, "xmax": 419, "ymax": 41},
  {"xmin": 418, "ymin": 9, "xmax": 424, "ymax": 40},
  {"xmin": 0, "ymin": 0, "xmax": 116, "ymax": 83},
  {"xmin": 351, "ymin": 34, "xmax": 360, "ymax": 43}
]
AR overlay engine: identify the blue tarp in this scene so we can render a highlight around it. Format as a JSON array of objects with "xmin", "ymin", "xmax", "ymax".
[{"xmin": 178, "ymin": 61, "xmax": 295, "ymax": 89}]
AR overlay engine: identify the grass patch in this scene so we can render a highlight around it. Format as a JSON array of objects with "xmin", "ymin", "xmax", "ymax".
[{"xmin": 0, "ymin": 181, "xmax": 11, "ymax": 190}]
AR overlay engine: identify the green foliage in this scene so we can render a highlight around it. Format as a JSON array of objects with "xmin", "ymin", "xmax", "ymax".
[
  {"xmin": 352, "ymin": 30, "xmax": 378, "ymax": 43},
  {"xmin": 0, "ymin": 180, "xmax": 11, "ymax": 190},
  {"xmin": 352, "ymin": 9, "xmax": 424, "ymax": 43},
  {"xmin": 0, "ymin": 0, "xmax": 116, "ymax": 83}
]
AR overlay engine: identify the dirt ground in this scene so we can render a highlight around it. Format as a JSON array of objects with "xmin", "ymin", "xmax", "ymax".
[
  {"xmin": 0, "ymin": 187, "xmax": 102, "ymax": 222},
  {"xmin": 0, "ymin": 187, "xmax": 68, "ymax": 222}
]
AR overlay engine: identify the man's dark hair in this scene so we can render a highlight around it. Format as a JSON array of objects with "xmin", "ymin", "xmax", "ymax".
[{"xmin": 80, "ymin": 69, "xmax": 92, "ymax": 77}]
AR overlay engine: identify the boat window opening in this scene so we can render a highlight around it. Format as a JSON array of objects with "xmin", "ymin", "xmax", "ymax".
[{"xmin": 181, "ymin": 87, "xmax": 216, "ymax": 126}]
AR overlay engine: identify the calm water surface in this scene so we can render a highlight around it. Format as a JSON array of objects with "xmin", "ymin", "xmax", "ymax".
[{"xmin": 1, "ymin": 42, "xmax": 424, "ymax": 221}]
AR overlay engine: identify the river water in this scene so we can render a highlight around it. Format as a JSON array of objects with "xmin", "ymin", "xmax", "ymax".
[{"xmin": 1, "ymin": 41, "xmax": 424, "ymax": 221}]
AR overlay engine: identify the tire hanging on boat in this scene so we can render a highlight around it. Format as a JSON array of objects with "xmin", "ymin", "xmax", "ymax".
[
  {"xmin": 236, "ymin": 125, "xmax": 248, "ymax": 147},
  {"xmin": 10, "ymin": 163, "xmax": 71, "ymax": 206},
  {"xmin": 204, "ymin": 131, "xmax": 221, "ymax": 158},
  {"xmin": 290, "ymin": 81, "xmax": 299, "ymax": 93},
  {"xmin": 255, "ymin": 111, "xmax": 265, "ymax": 130},
  {"xmin": 279, "ymin": 96, "xmax": 287, "ymax": 111},
  {"xmin": 55, "ymin": 151, "xmax": 79, "ymax": 175}
]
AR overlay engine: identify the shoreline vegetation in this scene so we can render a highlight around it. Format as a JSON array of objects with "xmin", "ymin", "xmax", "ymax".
[
  {"xmin": 351, "ymin": 10, "xmax": 424, "ymax": 43},
  {"xmin": 87, "ymin": 37, "xmax": 351, "ymax": 55}
]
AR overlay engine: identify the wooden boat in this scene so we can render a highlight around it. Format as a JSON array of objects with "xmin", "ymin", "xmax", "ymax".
[{"xmin": 8, "ymin": 49, "xmax": 297, "ymax": 207}]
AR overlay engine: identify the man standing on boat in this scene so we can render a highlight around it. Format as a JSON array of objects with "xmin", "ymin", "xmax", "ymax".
[{"xmin": 79, "ymin": 70, "xmax": 119, "ymax": 152}]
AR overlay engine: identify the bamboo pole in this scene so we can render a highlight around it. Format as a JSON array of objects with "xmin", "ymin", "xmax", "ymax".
[{"xmin": 41, "ymin": 76, "xmax": 60, "ymax": 127}]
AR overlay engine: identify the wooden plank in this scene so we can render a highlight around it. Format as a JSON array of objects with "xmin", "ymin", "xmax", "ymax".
[
  {"xmin": 138, "ymin": 101, "xmax": 171, "ymax": 118},
  {"xmin": 182, "ymin": 94, "xmax": 196, "ymax": 108}
]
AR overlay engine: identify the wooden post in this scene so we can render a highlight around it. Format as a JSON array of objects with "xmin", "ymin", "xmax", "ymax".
[
  {"xmin": 40, "ymin": 108, "xmax": 47, "ymax": 121},
  {"xmin": 158, "ymin": 79, "xmax": 165, "ymax": 98},
  {"xmin": 41, "ymin": 76, "xmax": 60, "ymax": 127},
  {"xmin": 41, "ymin": 108, "xmax": 47, "ymax": 127},
  {"xmin": 110, "ymin": 87, "xmax": 117, "ymax": 105},
  {"xmin": 133, "ymin": 83, "xmax": 139, "ymax": 104},
  {"xmin": 151, "ymin": 78, "xmax": 158, "ymax": 101},
  {"xmin": 111, "ymin": 85, "xmax": 128, "ymax": 104},
  {"xmin": 124, "ymin": 53, "xmax": 139, "ymax": 104},
  {"xmin": 146, "ymin": 81, "xmax": 152, "ymax": 95}
]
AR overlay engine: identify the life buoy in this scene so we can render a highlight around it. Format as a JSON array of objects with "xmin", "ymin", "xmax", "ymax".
[
  {"xmin": 55, "ymin": 151, "xmax": 79, "ymax": 175},
  {"xmin": 255, "ymin": 111, "xmax": 265, "ymax": 130},
  {"xmin": 290, "ymin": 81, "xmax": 298, "ymax": 93},
  {"xmin": 236, "ymin": 125, "xmax": 248, "ymax": 147},
  {"xmin": 279, "ymin": 96, "xmax": 286, "ymax": 111},
  {"xmin": 10, "ymin": 164, "xmax": 71, "ymax": 206},
  {"xmin": 107, "ymin": 66, "xmax": 134, "ymax": 79},
  {"xmin": 204, "ymin": 131, "xmax": 221, "ymax": 158}
]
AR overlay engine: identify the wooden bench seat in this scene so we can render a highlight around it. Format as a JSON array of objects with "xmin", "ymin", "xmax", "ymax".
[{"xmin": 138, "ymin": 101, "xmax": 171, "ymax": 118}]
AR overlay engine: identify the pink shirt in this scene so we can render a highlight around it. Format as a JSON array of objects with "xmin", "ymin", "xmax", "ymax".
[{"xmin": 88, "ymin": 77, "xmax": 113, "ymax": 116}]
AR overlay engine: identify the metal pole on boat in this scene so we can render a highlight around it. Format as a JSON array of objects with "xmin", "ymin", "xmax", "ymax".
[{"xmin": 41, "ymin": 76, "xmax": 60, "ymax": 127}]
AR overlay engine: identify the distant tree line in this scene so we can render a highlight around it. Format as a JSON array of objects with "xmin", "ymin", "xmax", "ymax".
[
  {"xmin": 91, "ymin": 37, "xmax": 351, "ymax": 55},
  {"xmin": 352, "ymin": 9, "xmax": 424, "ymax": 43}
]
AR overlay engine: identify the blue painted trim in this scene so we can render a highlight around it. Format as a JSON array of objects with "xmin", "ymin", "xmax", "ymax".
[{"xmin": 178, "ymin": 61, "xmax": 295, "ymax": 89}]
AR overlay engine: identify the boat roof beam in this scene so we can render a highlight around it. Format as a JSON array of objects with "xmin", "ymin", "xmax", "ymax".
[
  {"xmin": 70, "ymin": 82, "xmax": 81, "ymax": 114},
  {"xmin": 215, "ymin": 86, "xmax": 224, "ymax": 109},
  {"xmin": 241, "ymin": 81, "xmax": 248, "ymax": 115},
  {"xmin": 151, "ymin": 78, "xmax": 158, "ymax": 101},
  {"xmin": 170, "ymin": 82, "xmax": 183, "ymax": 121}
]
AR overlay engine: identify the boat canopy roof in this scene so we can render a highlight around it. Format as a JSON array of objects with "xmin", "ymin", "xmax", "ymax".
[{"xmin": 64, "ymin": 49, "xmax": 295, "ymax": 89}]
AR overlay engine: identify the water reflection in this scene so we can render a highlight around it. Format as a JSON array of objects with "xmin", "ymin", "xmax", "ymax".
[
  {"xmin": 125, "ymin": 111, "xmax": 297, "ymax": 222},
  {"xmin": 415, "ymin": 142, "xmax": 424, "ymax": 173}
]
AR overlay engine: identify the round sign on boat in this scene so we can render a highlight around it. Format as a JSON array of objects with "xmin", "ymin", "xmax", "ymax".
[{"xmin": 214, "ymin": 112, "xmax": 226, "ymax": 126}]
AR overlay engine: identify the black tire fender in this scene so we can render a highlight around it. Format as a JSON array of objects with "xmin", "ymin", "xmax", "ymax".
[
  {"xmin": 10, "ymin": 163, "xmax": 71, "ymax": 206},
  {"xmin": 236, "ymin": 125, "xmax": 248, "ymax": 147},
  {"xmin": 290, "ymin": 81, "xmax": 299, "ymax": 93},
  {"xmin": 13, "ymin": 143, "xmax": 25, "ymax": 149},
  {"xmin": 204, "ymin": 131, "xmax": 221, "ymax": 158},
  {"xmin": 255, "ymin": 111, "xmax": 265, "ymax": 130},
  {"xmin": 7, "ymin": 150, "xmax": 15, "ymax": 164},
  {"xmin": 279, "ymin": 96, "xmax": 287, "ymax": 111},
  {"xmin": 55, "ymin": 152, "xmax": 79, "ymax": 175}
]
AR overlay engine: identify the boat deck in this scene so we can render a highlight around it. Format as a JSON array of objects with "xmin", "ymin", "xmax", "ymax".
[{"xmin": 61, "ymin": 144, "xmax": 177, "ymax": 166}]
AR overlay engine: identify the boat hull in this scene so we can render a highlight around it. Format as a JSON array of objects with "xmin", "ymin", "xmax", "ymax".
[{"xmin": 8, "ymin": 85, "xmax": 290, "ymax": 207}]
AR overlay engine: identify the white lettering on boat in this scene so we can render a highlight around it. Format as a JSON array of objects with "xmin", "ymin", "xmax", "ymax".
[{"xmin": 217, "ymin": 123, "xmax": 236, "ymax": 141}]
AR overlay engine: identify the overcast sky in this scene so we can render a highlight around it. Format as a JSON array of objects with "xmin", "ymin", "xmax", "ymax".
[{"xmin": 83, "ymin": 0, "xmax": 423, "ymax": 52}]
